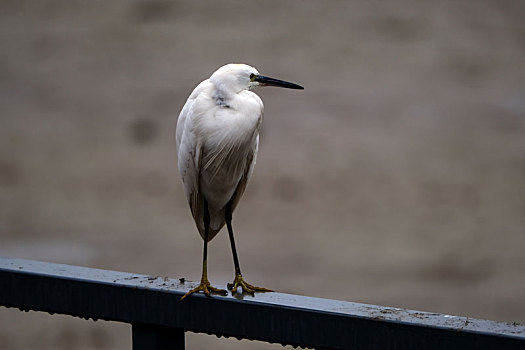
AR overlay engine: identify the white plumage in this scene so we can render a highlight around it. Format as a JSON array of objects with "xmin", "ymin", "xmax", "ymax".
[
  {"xmin": 176, "ymin": 64, "xmax": 263, "ymax": 241},
  {"xmin": 176, "ymin": 63, "xmax": 303, "ymax": 299}
]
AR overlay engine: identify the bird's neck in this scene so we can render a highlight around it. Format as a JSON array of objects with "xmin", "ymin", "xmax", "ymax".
[{"xmin": 211, "ymin": 86, "xmax": 235, "ymax": 108}]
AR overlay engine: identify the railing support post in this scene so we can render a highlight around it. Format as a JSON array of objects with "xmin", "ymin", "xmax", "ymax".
[{"xmin": 132, "ymin": 324, "xmax": 185, "ymax": 350}]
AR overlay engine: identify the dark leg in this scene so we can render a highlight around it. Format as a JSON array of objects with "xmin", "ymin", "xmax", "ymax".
[
  {"xmin": 180, "ymin": 199, "xmax": 227, "ymax": 301},
  {"xmin": 202, "ymin": 198, "xmax": 210, "ymax": 276},
  {"xmin": 225, "ymin": 200, "xmax": 273, "ymax": 295},
  {"xmin": 225, "ymin": 201, "xmax": 242, "ymax": 276}
]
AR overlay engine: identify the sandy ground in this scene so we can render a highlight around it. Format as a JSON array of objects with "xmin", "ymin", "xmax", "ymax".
[{"xmin": 1, "ymin": 1, "xmax": 524, "ymax": 349}]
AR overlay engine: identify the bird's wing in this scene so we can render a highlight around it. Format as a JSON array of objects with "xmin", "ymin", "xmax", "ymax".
[
  {"xmin": 176, "ymin": 80, "xmax": 209, "ymax": 151},
  {"xmin": 229, "ymin": 134, "xmax": 259, "ymax": 213},
  {"xmin": 176, "ymin": 82, "xmax": 210, "ymax": 238}
]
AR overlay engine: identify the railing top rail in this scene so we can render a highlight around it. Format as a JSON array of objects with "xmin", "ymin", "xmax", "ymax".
[{"xmin": 1, "ymin": 257, "xmax": 524, "ymax": 349}]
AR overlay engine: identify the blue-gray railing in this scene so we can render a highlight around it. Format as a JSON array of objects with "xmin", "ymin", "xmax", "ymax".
[{"xmin": 0, "ymin": 257, "xmax": 524, "ymax": 349}]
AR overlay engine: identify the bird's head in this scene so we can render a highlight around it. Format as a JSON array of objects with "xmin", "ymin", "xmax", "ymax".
[{"xmin": 209, "ymin": 63, "xmax": 303, "ymax": 94}]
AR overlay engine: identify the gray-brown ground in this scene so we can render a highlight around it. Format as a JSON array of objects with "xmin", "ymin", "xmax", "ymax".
[{"xmin": 1, "ymin": 1, "xmax": 524, "ymax": 349}]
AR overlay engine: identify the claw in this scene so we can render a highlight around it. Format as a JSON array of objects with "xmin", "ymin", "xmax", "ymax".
[
  {"xmin": 227, "ymin": 273, "xmax": 273, "ymax": 295},
  {"xmin": 180, "ymin": 278, "xmax": 227, "ymax": 301}
]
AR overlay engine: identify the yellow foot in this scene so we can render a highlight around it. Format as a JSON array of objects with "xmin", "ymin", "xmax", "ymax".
[
  {"xmin": 180, "ymin": 278, "xmax": 227, "ymax": 301},
  {"xmin": 227, "ymin": 273, "xmax": 273, "ymax": 295}
]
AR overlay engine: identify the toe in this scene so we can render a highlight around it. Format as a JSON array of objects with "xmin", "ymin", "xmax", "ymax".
[
  {"xmin": 241, "ymin": 283, "xmax": 255, "ymax": 294},
  {"xmin": 180, "ymin": 286, "xmax": 199, "ymax": 301},
  {"xmin": 228, "ymin": 275, "xmax": 272, "ymax": 295},
  {"xmin": 227, "ymin": 282, "xmax": 239, "ymax": 292},
  {"xmin": 209, "ymin": 286, "xmax": 227, "ymax": 295}
]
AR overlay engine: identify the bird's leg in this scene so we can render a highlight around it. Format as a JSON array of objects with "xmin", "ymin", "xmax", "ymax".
[
  {"xmin": 180, "ymin": 199, "xmax": 227, "ymax": 301},
  {"xmin": 225, "ymin": 201, "xmax": 273, "ymax": 295}
]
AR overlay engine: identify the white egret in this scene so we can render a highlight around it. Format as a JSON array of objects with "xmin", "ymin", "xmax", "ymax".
[{"xmin": 176, "ymin": 63, "xmax": 303, "ymax": 300}]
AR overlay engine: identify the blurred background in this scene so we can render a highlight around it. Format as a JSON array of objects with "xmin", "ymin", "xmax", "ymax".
[{"xmin": 1, "ymin": 1, "xmax": 524, "ymax": 349}]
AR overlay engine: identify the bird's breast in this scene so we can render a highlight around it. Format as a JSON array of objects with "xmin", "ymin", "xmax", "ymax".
[{"xmin": 194, "ymin": 102, "xmax": 261, "ymax": 212}]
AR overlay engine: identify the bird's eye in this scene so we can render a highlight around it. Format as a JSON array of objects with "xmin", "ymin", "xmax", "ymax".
[{"xmin": 249, "ymin": 73, "xmax": 255, "ymax": 81}]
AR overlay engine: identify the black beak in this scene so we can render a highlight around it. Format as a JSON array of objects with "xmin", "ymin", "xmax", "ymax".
[{"xmin": 255, "ymin": 75, "xmax": 304, "ymax": 90}]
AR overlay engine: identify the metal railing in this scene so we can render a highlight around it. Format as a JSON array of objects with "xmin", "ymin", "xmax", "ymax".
[{"xmin": 1, "ymin": 257, "xmax": 524, "ymax": 349}]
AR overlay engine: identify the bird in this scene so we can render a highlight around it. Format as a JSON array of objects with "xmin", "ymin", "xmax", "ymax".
[{"xmin": 176, "ymin": 63, "xmax": 303, "ymax": 300}]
